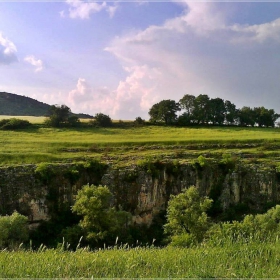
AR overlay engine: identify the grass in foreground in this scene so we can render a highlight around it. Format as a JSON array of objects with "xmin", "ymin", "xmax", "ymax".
[{"xmin": 0, "ymin": 241, "xmax": 280, "ymax": 278}]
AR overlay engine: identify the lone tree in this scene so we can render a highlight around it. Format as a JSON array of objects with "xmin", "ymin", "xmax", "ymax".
[
  {"xmin": 45, "ymin": 104, "xmax": 80, "ymax": 127},
  {"xmin": 72, "ymin": 184, "xmax": 131, "ymax": 245},
  {"xmin": 149, "ymin": 99, "xmax": 180, "ymax": 124},
  {"xmin": 93, "ymin": 113, "xmax": 112, "ymax": 127},
  {"xmin": 164, "ymin": 186, "xmax": 212, "ymax": 244}
]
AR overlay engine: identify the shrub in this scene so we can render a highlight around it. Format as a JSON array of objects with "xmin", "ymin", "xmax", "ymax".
[
  {"xmin": 44, "ymin": 105, "xmax": 80, "ymax": 127},
  {"xmin": 164, "ymin": 186, "xmax": 213, "ymax": 244},
  {"xmin": 205, "ymin": 204, "xmax": 280, "ymax": 246},
  {"xmin": 67, "ymin": 115, "xmax": 81, "ymax": 127},
  {"xmin": 0, "ymin": 211, "xmax": 29, "ymax": 249},
  {"xmin": 0, "ymin": 118, "xmax": 31, "ymax": 130},
  {"xmin": 168, "ymin": 233, "xmax": 197, "ymax": 247},
  {"xmin": 72, "ymin": 184, "xmax": 132, "ymax": 246},
  {"xmin": 134, "ymin": 117, "xmax": 145, "ymax": 125},
  {"xmin": 35, "ymin": 163, "xmax": 57, "ymax": 184},
  {"xmin": 92, "ymin": 113, "xmax": 112, "ymax": 127}
]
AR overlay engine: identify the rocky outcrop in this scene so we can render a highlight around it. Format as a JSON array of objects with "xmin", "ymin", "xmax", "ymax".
[{"xmin": 0, "ymin": 160, "xmax": 279, "ymax": 226}]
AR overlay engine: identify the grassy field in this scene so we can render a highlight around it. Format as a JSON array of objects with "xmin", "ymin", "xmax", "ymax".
[
  {"xmin": 0, "ymin": 241, "xmax": 280, "ymax": 278},
  {"xmin": 1, "ymin": 124, "xmax": 280, "ymax": 165}
]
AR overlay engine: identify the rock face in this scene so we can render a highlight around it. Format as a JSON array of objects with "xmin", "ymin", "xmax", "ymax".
[{"xmin": 0, "ymin": 161, "xmax": 279, "ymax": 225}]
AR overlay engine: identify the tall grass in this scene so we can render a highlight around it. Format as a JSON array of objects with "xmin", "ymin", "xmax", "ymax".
[{"xmin": 0, "ymin": 241, "xmax": 280, "ymax": 278}]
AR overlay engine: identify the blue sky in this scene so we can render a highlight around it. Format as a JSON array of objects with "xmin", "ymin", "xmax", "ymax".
[{"xmin": 1, "ymin": 1, "xmax": 280, "ymax": 119}]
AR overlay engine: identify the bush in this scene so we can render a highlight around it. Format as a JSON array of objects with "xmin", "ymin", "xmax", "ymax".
[
  {"xmin": 72, "ymin": 184, "xmax": 132, "ymax": 246},
  {"xmin": 169, "ymin": 233, "xmax": 197, "ymax": 247},
  {"xmin": 164, "ymin": 186, "xmax": 213, "ymax": 243},
  {"xmin": 35, "ymin": 163, "xmax": 57, "ymax": 184},
  {"xmin": 67, "ymin": 115, "xmax": 81, "ymax": 127},
  {"xmin": 0, "ymin": 118, "xmax": 31, "ymax": 130},
  {"xmin": 205, "ymin": 205, "xmax": 280, "ymax": 246},
  {"xmin": 92, "ymin": 113, "xmax": 112, "ymax": 127},
  {"xmin": 134, "ymin": 117, "xmax": 145, "ymax": 125},
  {"xmin": 0, "ymin": 211, "xmax": 29, "ymax": 249},
  {"xmin": 44, "ymin": 105, "xmax": 80, "ymax": 127}
]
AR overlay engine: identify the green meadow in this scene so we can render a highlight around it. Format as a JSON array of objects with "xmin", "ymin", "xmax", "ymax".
[
  {"xmin": 1, "ymin": 118, "xmax": 280, "ymax": 278},
  {"xmin": 1, "ymin": 123, "xmax": 280, "ymax": 165},
  {"xmin": 1, "ymin": 240, "xmax": 280, "ymax": 278}
]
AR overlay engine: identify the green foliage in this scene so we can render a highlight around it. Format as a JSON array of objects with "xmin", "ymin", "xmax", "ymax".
[
  {"xmin": 0, "ymin": 92, "xmax": 50, "ymax": 116},
  {"xmin": 3, "ymin": 243, "xmax": 280, "ymax": 277},
  {"xmin": 35, "ymin": 163, "xmax": 57, "ymax": 183},
  {"xmin": 254, "ymin": 106, "xmax": 279, "ymax": 127},
  {"xmin": 206, "ymin": 204, "xmax": 280, "ymax": 246},
  {"xmin": 137, "ymin": 157, "xmax": 164, "ymax": 177},
  {"xmin": 192, "ymin": 94, "xmax": 210, "ymax": 124},
  {"xmin": 192, "ymin": 155, "xmax": 210, "ymax": 171},
  {"xmin": 63, "ymin": 167, "xmax": 80, "ymax": 184},
  {"xmin": 165, "ymin": 160, "xmax": 181, "ymax": 176},
  {"xmin": 218, "ymin": 153, "xmax": 237, "ymax": 173},
  {"xmin": 0, "ymin": 118, "xmax": 31, "ymax": 130},
  {"xmin": 45, "ymin": 105, "xmax": 79, "ymax": 127},
  {"xmin": 149, "ymin": 99, "xmax": 181, "ymax": 124},
  {"xmin": 164, "ymin": 186, "xmax": 213, "ymax": 244},
  {"xmin": 197, "ymin": 155, "xmax": 208, "ymax": 167},
  {"xmin": 179, "ymin": 94, "xmax": 195, "ymax": 122},
  {"xmin": 91, "ymin": 113, "xmax": 112, "ymax": 127},
  {"xmin": 59, "ymin": 225, "xmax": 85, "ymax": 250},
  {"xmin": 0, "ymin": 211, "xmax": 29, "ymax": 249},
  {"xmin": 168, "ymin": 233, "xmax": 197, "ymax": 247},
  {"xmin": 134, "ymin": 117, "xmax": 145, "ymax": 126},
  {"xmin": 72, "ymin": 184, "xmax": 132, "ymax": 245},
  {"xmin": 67, "ymin": 115, "xmax": 81, "ymax": 127},
  {"xmin": 83, "ymin": 159, "xmax": 108, "ymax": 181}
]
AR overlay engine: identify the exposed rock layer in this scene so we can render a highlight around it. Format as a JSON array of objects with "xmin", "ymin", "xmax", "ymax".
[{"xmin": 0, "ymin": 162, "xmax": 278, "ymax": 225}]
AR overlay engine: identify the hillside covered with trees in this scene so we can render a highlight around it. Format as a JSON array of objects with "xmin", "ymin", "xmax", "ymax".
[
  {"xmin": 0, "ymin": 92, "xmax": 51, "ymax": 116},
  {"xmin": 0, "ymin": 92, "xmax": 93, "ymax": 118}
]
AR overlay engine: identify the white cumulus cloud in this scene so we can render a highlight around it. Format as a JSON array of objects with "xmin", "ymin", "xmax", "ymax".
[
  {"xmin": 61, "ymin": 0, "xmax": 118, "ymax": 19},
  {"xmin": 24, "ymin": 55, "xmax": 43, "ymax": 72},
  {"xmin": 0, "ymin": 32, "xmax": 18, "ymax": 65},
  {"xmin": 103, "ymin": 2, "xmax": 280, "ymax": 117}
]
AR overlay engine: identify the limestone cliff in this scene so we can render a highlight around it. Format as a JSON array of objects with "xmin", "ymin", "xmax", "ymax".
[{"xmin": 0, "ymin": 160, "xmax": 279, "ymax": 226}]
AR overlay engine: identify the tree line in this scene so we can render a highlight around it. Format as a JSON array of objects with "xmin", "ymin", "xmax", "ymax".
[{"xmin": 149, "ymin": 94, "xmax": 280, "ymax": 127}]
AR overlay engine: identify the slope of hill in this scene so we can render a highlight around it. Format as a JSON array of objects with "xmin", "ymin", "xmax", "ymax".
[
  {"xmin": 0, "ymin": 92, "xmax": 50, "ymax": 116},
  {"xmin": 0, "ymin": 92, "xmax": 93, "ymax": 118}
]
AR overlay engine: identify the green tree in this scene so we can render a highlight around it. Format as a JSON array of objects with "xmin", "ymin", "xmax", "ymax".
[
  {"xmin": 238, "ymin": 106, "xmax": 256, "ymax": 127},
  {"xmin": 224, "ymin": 100, "xmax": 238, "ymax": 125},
  {"xmin": 149, "ymin": 99, "xmax": 180, "ymax": 124},
  {"xmin": 0, "ymin": 211, "xmax": 29, "ymax": 249},
  {"xmin": 134, "ymin": 116, "xmax": 145, "ymax": 125},
  {"xmin": 192, "ymin": 94, "xmax": 210, "ymax": 124},
  {"xmin": 164, "ymin": 186, "xmax": 213, "ymax": 244},
  {"xmin": 208, "ymin": 97, "xmax": 226, "ymax": 125},
  {"xmin": 45, "ymin": 105, "xmax": 79, "ymax": 127},
  {"xmin": 254, "ymin": 107, "xmax": 279, "ymax": 127},
  {"xmin": 72, "ymin": 185, "xmax": 131, "ymax": 245},
  {"xmin": 93, "ymin": 113, "xmax": 112, "ymax": 127},
  {"xmin": 179, "ymin": 94, "xmax": 195, "ymax": 125}
]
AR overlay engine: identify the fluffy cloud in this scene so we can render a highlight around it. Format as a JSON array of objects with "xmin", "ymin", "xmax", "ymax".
[
  {"xmin": 66, "ymin": 78, "xmax": 114, "ymax": 114},
  {"xmin": 103, "ymin": 2, "xmax": 280, "ymax": 117},
  {"xmin": 68, "ymin": 78, "xmax": 92, "ymax": 104},
  {"xmin": 24, "ymin": 55, "xmax": 43, "ymax": 72},
  {"xmin": 66, "ymin": 67, "xmax": 160, "ymax": 118},
  {"xmin": 58, "ymin": 2, "xmax": 280, "ymax": 119},
  {"xmin": 61, "ymin": 0, "xmax": 118, "ymax": 19},
  {"xmin": 0, "ymin": 32, "xmax": 18, "ymax": 65}
]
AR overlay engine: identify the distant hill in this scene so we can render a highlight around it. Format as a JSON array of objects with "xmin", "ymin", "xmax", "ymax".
[
  {"xmin": 0, "ymin": 92, "xmax": 51, "ymax": 116},
  {"xmin": 0, "ymin": 92, "xmax": 93, "ymax": 118}
]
